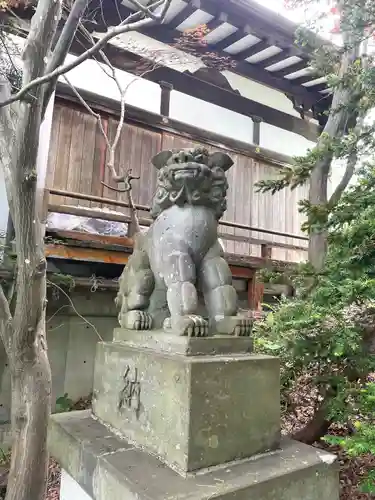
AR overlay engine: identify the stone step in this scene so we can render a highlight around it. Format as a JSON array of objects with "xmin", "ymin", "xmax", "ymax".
[
  {"xmin": 49, "ymin": 411, "xmax": 339, "ymax": 500},
  {"xmin": 92, "ymin": 340, "xmax": 280, "ymax": 473}
]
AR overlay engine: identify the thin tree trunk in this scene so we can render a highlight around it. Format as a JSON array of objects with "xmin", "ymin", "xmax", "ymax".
[
  {"xmin": 308, "ymin": 37, "xmax": 360, "ymax": 270},
  {"xmin": 0, "ymin": 0, "xmax": 61, "ymax": 499},
  {"xmin": 6, "ymin": 353, "xmax": 51, "ymax": 500},
  {"xmin": 308, "ymin": 160, "xmax": 330, "ymax": 270}
]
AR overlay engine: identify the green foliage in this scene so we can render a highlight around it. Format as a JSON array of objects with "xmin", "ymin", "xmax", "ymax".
[
  {"xmin": 254, "ymin": 162, "xmax": 375, "ymax": 488},
  {"xmin": 324, "ymin": 382, "xmax": 375, "ymax": 493},
  {"xmin": 47, "ymin": 273, "xmax": 75, "ymax": 291},
  {"xmin": 55, "ymin": 393, "xmax": 74, "ymax": 413}
]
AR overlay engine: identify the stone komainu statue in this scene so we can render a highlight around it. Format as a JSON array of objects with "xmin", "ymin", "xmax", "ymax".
[{"xmin": 115, "ymin": 147, "xmax": 252, "ymax": 337}]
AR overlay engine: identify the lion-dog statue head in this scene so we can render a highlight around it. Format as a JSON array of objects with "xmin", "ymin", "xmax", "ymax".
[{"xmin": 150, "ymin": 147, "xmax": 233, "ymax": 220}]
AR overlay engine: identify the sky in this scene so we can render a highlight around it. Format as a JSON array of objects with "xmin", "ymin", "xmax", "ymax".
[
  {"xmin": 252, "ymin": 0, "xmax": 342, "ymax": 42},
  {"xmin": 252, "ymin": 0, "xmax": 306, "ymax": 22}
]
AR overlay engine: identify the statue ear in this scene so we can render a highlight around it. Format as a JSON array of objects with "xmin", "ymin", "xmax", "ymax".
[
  {"xmin": 208, "ymin": 152, "xmax": 234, "ymax": 171},
  {"xmin": 151, "ymin": 150, "xmax": 173, "ymax": 169}
]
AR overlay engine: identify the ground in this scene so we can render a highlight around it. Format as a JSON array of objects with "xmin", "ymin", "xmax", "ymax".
[{"xmin": 1, "ymin": 398, "xmax": 374, "ymax": 499}]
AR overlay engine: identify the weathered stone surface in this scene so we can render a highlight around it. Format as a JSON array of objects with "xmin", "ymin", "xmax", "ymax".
[
  {"xmin": 92, "ymin": 341, "xmax": 280, "ymax": 473},
  {"xmin": 49, "ymin": 411, "xmax": 339, "ymax": 500},
  {"xmin": 113, "ymin": 328, "xmax": 253, "ymax": 356},
  {"xmin": 115, "ymin": 147, "xmax": 252, "ymax": 337}
]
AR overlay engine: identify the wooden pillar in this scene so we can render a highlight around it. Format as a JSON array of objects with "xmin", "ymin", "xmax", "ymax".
[
  {"xmin": 252, "ymin": 116, "xmax": 262, "ymax": 145},
  {"xmin": 159, "ymin": 81, "xmax": 173, "ymax": 117},
  {"xmin": 248, "ymin": 274, "xmax": 265, "ymax": 312},
  {"xmin": 261, "ymin": 243, "xmax": 272, "ymax": 259}
]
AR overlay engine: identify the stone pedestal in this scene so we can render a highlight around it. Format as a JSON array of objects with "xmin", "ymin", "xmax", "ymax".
[
  {"xmin": 49, "ymin": 328, "xmax": 339, "ymax": 500},
  {"xmin": 92, "ymin": 329, "xmax": 280, "ymax": 473}
]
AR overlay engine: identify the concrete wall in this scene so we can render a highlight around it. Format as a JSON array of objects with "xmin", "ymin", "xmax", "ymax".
[
  {"xmin": 0, "ymin": 278, "xmax": 249, "ymax": 428},
  {"xmin": 0, "ymin": 288, "xmax": 118, "ymax": 424}
]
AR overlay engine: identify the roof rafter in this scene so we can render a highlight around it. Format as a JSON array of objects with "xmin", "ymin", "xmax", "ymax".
[
  {"xmin": 168, "ymin": 3, "xmax": 197, "ymax": 29},
  {"xmin": 233, "ymin": 40, "xmax": 271, "ymax": 61},
  {"xmin": 84, "ymin": 0, "xmax": 329, "ymax": 107}
]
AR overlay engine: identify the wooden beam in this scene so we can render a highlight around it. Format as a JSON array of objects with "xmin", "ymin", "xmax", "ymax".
[
  {"xmin": 46, "ymin": 229, "xmax": 134, "ymax": 249},
  {"xmin": 149, "ymin": 67, "xmax": 319, "ymax": 141},
  {"xmin": 64, "ymin": 40, "xmax": 321, "ymax": 141},
  {"xmin": 141, "ymin": 24, "xmax": 322, "ymax": 106},
  {"xmin": 231, "ymin": 266, "xmax": 255, "ymax": 279},
  {"xmin": 48, "ymin": 203, "xmax": 151, "ymax": 228},
  {"xmin": 47, "ymin": 185, "xmax": 309, "ymax": 243},
  {"xmin": 55, "ymin": 82, "xmax": 299, "ymax": 168},
  {"xmin": 113, "ymin": 47, "xmax": 318, "ymax": 137},
  {"xmin": 45, "ymin": 244, "xmax": 130, "ymax": 264}
]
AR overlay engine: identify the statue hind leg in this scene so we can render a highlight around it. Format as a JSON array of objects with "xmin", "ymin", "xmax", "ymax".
[{"xmin": 199, "ymin": 242, "xmax": 252, "ymax": 336}]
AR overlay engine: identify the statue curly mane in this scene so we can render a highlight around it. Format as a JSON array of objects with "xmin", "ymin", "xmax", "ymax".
[{"xmin": 150, "ymin": 147, "xmax": 231, "ymax": 220}]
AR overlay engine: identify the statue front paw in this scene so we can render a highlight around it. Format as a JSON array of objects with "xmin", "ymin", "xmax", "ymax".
[
  {"xmin": 215, "ymin": 316, "xmax": 252, "ymax": 336},
  {"xmin": 163, "ymin": 315, "xmax": 209, "ymax": 337},
  {"xmin": 120, "ymin": 310, "xmax": 152, "ymax": 330}
]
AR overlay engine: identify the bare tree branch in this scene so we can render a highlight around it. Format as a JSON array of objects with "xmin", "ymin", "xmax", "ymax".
[
  {"xmin": 0, "ymin": 0, "xmax": 172, "ymax": 109},
  {"xmin": 62, "ymin": 74, "xmax": 110, "ymax": 150},
  {"xmin": 42, "ymin": 0, "xmax": 89, "ymax": 116},
  {"xmin": 127, "ymin": 0, "xmax": 163, "ymax": 20},
  {"xmin": 68, "ymin": 21, "xmax": 159, "ymax": 182}
]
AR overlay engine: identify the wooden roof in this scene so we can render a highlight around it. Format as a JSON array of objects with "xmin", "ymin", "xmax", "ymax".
[{"xmin": 84, "ymin": 0, "xmax": 331, "ymax": 114}]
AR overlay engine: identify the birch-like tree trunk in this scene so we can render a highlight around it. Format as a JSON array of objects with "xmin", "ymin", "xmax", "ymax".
[
  {"xmin": 0, "ymin": 2, "xmax": 172, "ymax": 498},
  {"xmin": 0, "ymin": 1, "xmax": 61, "ymax": 499}
]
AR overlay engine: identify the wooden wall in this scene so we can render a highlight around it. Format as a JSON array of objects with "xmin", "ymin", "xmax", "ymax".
[{"xmin": 47, "ymin": 102, "xmax": 308, "ymax": 263}]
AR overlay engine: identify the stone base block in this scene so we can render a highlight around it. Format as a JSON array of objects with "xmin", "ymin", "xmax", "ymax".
[
  {"xmin": 113, "ymin": 328, "xmax": 253, "ymax": 356},
  {"xmin": 49, "ymin": 411, "xmax": 339, "ymax": 500},
  {"xmin": 92, "ymin": 339, "xmax": 280, "ymax": 473}
]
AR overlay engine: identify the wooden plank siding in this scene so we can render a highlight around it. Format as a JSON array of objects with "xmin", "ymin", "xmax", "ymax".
[
  {"xmin": 47, "ymin": 103, "xmax": 105, "ymax": 208},
  {"xmin": 46, "ymin": 102, "xmax": 308, "ymax": 263}
]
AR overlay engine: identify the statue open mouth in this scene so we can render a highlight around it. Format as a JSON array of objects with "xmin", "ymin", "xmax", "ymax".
[{"xmin": 172, "ymin": 167, "xmax": 200, "ymax": 181}]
